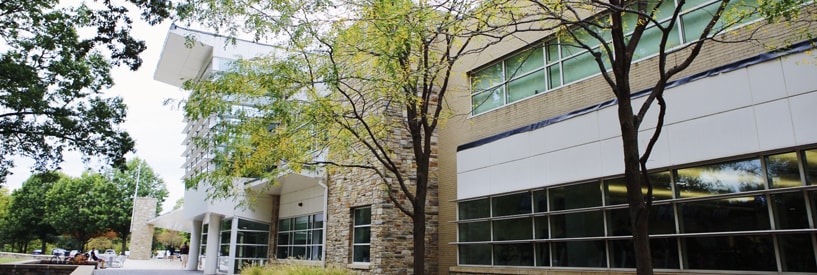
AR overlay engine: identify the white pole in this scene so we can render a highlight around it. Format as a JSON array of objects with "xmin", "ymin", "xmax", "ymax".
[{"xmin": 129, "ymin": 161, "xmax": 143, "ymax": 233}]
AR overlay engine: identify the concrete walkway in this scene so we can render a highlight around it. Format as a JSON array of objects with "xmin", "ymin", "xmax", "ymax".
[{"xmin": 92, "ymin": 258, "xmax": 203, "ymax": 275}]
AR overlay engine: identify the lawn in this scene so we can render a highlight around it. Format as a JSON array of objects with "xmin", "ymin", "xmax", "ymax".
[{"xmin": 0, "ymin": 258, "xmax": 20, "ymax": 264}]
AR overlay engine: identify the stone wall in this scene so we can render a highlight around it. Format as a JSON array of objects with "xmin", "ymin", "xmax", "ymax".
[{"xmin": 130, "ymin": 197, "xmax": 157, "ymax": 260}]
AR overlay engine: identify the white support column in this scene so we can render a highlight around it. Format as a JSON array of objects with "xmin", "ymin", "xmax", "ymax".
[
  {"xmin": 227, "ymin": 218, "xmax": 237, "ymax": 273},
  {"xmin": 204, "ymin": 214, "xmax": 222, "ymax": 275},
  {"xmin": 187, "ymin": 219, "xmax": 202, "ymax": 271}
]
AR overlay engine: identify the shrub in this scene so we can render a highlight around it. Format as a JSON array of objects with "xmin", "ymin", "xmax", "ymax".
[{"xmin": 240, "ymin": 262, "xmax": 352, "ymax": 275}]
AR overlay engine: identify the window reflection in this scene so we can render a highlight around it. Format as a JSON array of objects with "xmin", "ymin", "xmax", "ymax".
[
  {"xmin": 607, "ymin": 204, "xmax": 675, "ymax": 236},
  {"xmin": 604, "ymin": 171, "xmax": 674, "ymax": 205},
  {"xmin": 494, "ymin": 243, "xmax": 534, "ymax": 266},
  {"xmin": 550, "ymin": 182, "xmax": 602, "ymax": 210},
  {"xmin": 805, "ymin": 150, "xmax": 817, "ymax": 185},
  {"xmin": 676, "ymin": 158, "xmax": 764, "ymax": 198},
  {"xmin": 493, "ymin": 192, "xmax": 532, "ymax": 217},
  {"xmin": 459, "ymin": 198, "xmax": 490, "ymax": 220},
  {"xmin": 683, "ymin": 235, "xmax": 776, "ymax": 271},
  {"xmin": 610, "ymin": 238, "xmax": 679, "ymax": 269},
  {"xmin": 679, "ymin": 196, "xmax": 770, "ymax": 233},
  {"xmin": 552, "ymin": 241, "xmax": 606, "ymax": 267},
  {"xmin": 771, "ymin": 192, "xmax": 808, "ymax": 229},
  {"xmin": 766, "ymin": 152, "xmax": 802, "ymax": 188},
  {"xmin": 777, "ymin": 234, "xmax": 817, "ymax": 272},
  {"xmin": 551, "ymin": 211, "xmax": 603, "ymax": 238}
]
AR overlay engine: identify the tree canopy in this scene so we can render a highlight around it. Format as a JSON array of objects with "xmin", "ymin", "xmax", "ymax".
[{"xmin": 0, "ymin": 0, "xmax": 174, "ymax": 185}]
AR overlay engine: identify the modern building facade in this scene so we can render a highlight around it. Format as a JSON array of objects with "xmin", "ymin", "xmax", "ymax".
[{"xmin": 437, "ymin": 4, "xmax": 817, "ymax": 275}]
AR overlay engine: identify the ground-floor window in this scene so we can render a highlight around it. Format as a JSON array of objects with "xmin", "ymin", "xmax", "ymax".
[
  {"xmin": 352, "ymin": 206, "xmax": 372, "ymax": 263},
  {"xmin": 277, "ymin": 213, "xmax": 324, "ymax": 260},
  {"xmin": 456, "ymin": 147, "xmax": 817, "ymax": 272},
  {"xmin": 234, "ymin": 219, "xmax": 270, "ymax": 271}
]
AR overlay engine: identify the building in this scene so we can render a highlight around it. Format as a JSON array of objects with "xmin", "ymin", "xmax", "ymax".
[{"xmin": 437, "ymin": 3, "xmax": 817, "ymax": 275}]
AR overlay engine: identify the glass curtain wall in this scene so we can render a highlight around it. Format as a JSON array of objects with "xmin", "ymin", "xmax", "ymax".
[
  {"xmin": 456, "ymin": 147, "xmax": 817, "ymax": 272},
  {"xmin": 277, "ymin": 213, "xmax": 324, "ymax": 260},
  {"xmin": 235, "ymin": 219, "xmax": 270, "ymax": 273}
]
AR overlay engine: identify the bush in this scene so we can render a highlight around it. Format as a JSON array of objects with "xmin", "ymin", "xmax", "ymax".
[{"xmin": 240, "ymin": 263, "xmax": 352, "ymax": 275}]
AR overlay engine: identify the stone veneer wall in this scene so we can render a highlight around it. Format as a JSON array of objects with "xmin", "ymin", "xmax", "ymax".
[
  {"xmin": 130, "ymin": 197, "xmax": 157, "ymax": 260},
  {"xmin": 323, "ymin": 114, "xmax": 440, "ymax": 274}
]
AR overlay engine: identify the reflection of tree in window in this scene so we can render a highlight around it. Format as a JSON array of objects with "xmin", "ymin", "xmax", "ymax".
[{"xmin": 675, "ymin": 158, "xmax": 764, "ymax": 198}]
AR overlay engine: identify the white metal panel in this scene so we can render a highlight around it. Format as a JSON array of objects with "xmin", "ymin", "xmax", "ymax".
[
  {"xmin": 663, "ymin": 68, "xmax": 752, "ymax": 124},
  {"xmin": 667, "ymin": 107, "xmax": 759, "ymax": 164},
  {"xmin": 596, "ymin": 104, "xmax": 620, "ymax": 141},
  {"xmin": 599, "ymin": 137, "xmax": 625, "ymax": 176},
  {"xmin": 457, "ymin": 167, "xmax": 494, "ymax": 199},
  {"xmin": 488, "ymin": 132, "xmax": 531, "ymax": 166},
  {"xmin": 542, "ymin": 143, "xmax": 603, "ymax": 186},
  {"xmin": 638, "ymin": 126, "xmax": 672, "ymax": 169},
  {"xmin": 529, "ymin": 112, "xmax": 599, "ymax": 156},
  {"xmin": 754, "ymin": 99, "xmax": 796, "ymax": 150},
  {"xmin": 790, "ymin": 91, "xmax": 817, "ymax": 145},
  {"xmin": 488, "ymin": 159, "xmax": 534, "ymax": 194},
  {"xmin": 457, "ymin": 145, "xmax": 492, "ymax": 172},
  {"xmin": 748, "ymin": 59, "xmax": 787, "ymax": 103},
  {"xmin": 782, "ymin": 52, "xmax": 817, "ymax": 96}
]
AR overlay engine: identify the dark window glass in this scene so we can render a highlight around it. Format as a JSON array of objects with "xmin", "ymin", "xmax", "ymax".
[
  {"xmin": 292, "ymin": 246, "xmax": 306, "ymax": 259},
  {"xmin": 682, "ymin": 235, "xmax": 775, "ymax": 271},
  {"xmin": 550, "ymin": 181, "xmax": 602, "ymax": 210},
  {"xmin": 771, "ymin": 192, "xmax": 809, "ymax": 229},
  {"xmin": 551, "ymin": 211, "xmax": 604, "ymax": 238},
  {"xmin": 805, "ymin": 149, "xmax": 817, "ymax": 185},
  {"xmin": 494, "ymin": 218, "xmax": 533, "ymax": 241},
  {"xmin": 535, "ymin": 243, "xmax": 550, "ymax": 266},
  {"xmin": 294, "ymin": 216, "xmax": 309, "ymax": 230},
  {"xmin": 609, "ymin": 238, "xmax": 679, "ymax": 269},
  {"xmin": 278, "ymin": 219, "xmax": 291, "ymax": 231},
  {"xmin": 459, "ymin": 198, "xmax": 490, "ymax": 220},
  {"xmin": 277, "ymin": 233, "xmax": 289, "ymax": 245},
  {"xmin": 294, "ymin": 231, "xmax": 309, "ymax": 245},
  {"xmin": 766, "ymin": 152, "xmax": 802, "ymax": 188},
  {"xmin": 493, "ymin": 192, "xmax": 532, "ymax": 216},
  {"xmin": 607, "ymin": 204, "xmax": 676, "ymax": 236},
  {"xmin": 238, "ymin": 219, "xmax": 270, "ymax": 231},
  {"xmin": 676, "ymin": 158, "xmax": 764, "ymax": 198},
  {"xmin": 459, "ymin": 244, "xmax": 491, "ymax": 265},
  {"xmin": 459, "ymin": 221, "xmax": 491, "ymax": 242},
  {"xmin": 353, "ymin": 206, "xmax": 371, "ymax": 263},
  {"xmin": 352, "ymin": 246, "xmax": 369, "ymax": 263},
  {"xmin": 552, "ymin": 240, "xmax": 606, "ymax": 267},
  {"xmin": 534, "ymin": 216, "xmax": 548, "ymax": 239},
  {"xmin": 494, "ymin": 243, "xmax": 534, "ymax": 266},
  {"xmin": 277, "ymin": 247, "xmax": 289, "ymax": 259},
  {"xmin": 679, "ymin": 196, "xmax": 770, "ymax": 233},
  {"xmin": 237, "ymin": 231, "xmax": 269, "ymax": 244},
  {"xmin": 778, "ymin": 233, "xmax": 817, "ymax": 272},
  {"xmin": 533, "ymin": 190, "xmax": 548, "ymax": 212},
  {"xmin": 353, "ymin": 227, "xmax": 370, "ymax": 244},
  {"xmin": 354, "ymin": 207, "xmax": 371, "ymax": 226},
  {"xmin": 312, "ymin": 214, "xmax": 324, "ymax": 228},
  {"xmin": 604, "ymin": 172, "xmax": 674, "ymax": 205}
]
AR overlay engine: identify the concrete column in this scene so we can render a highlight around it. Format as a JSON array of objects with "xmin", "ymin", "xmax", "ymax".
[
  {"xmin": 204, "ymin": 214, "xmax": 222, "ymax": 275},
  {"xmin": 187, "ymin": 219, "xmax": 202, "ymax": 271}
]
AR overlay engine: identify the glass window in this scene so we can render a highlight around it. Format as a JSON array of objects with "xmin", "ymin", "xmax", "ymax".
[
  {"xmin": 459, "ymin": 221, "xmax": 491, "ymax": 242},
  {"xmin": 678, "ymin": 196, "xmax": 770, "ymax": 233},
  {"xmin": 352, "ymin": 206, "xmax": 371, "ymax": 263},
  {"xmin": 777, "ymin": 234, "xmax": 817, "ymax": 272},
  {"xmin": 494, "ymin": 243, "xmax": 534, "ymax": 266},
  {"xmin": 604, "ymin": 171, "xmax": 674, "ymax": 205},
  {"xmin": 766, "ymin": 152, "xmax": 802, "ymax": 188},
  {"xmin": 550, "ymin": 181, "xmax": 602, "ymax": 210},
  {"xmin": 804, "ymin": 149, "xmax": 817, "ymax": 185},
  {"xmin": 534, "ymin": 216, "xmax": 549, "ymax": 239},
  {"xmin": 675, "ymin": 158, "xmax": 764, "ymax": 198},
  {"xmin": 277, "ymin": 214, "xmax": 323, "ymax": 261},
  {"xmin": 609, "ymin": 238, "xmax": 679, "ymax": 269},
  {"xmin": 552, "ymin": 240, "xmax": 606, "ymax": 267},
  {"xmin": 682, "ymin": 235, "xmax": 776, "ymax": 271},
  {"xmin": 607, "ymin": 204, "xmax": 676, "ymax": 236},
  {"xmin": 535, "ymin": 243, "xmax": 550, "ymax": 266},
  {"xmin": 459, "ymin": 198, "xmax": 490, "ymax": 220},
  {"xmin": 492, "ymin": 192, "xmax": 532, "ymax": 216},
  {"xmin": 551, "ymin": 211, "xmax": 604, "ymax": 238},
  {"xmin": 771, "ymin": 192, "xmax": 808, "ymax": 229},
  {"xmin": 533, "ymin": 190, "xmax": 548, "ymax": 212},
  {"xmin": 459, "ymin": 244, "xmax": 491, "ymax": 265},
  {"xmin": 493, "ymin": 218, "xmax": 533, "ymax": 241}
]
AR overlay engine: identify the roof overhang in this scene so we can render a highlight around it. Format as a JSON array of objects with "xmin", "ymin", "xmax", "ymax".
[
  {"xmin": 147, "ymin": 208, "xmax": 192, "ymax": 233},
  {"xmin": 153, "ymin": 25, "xmax": 214, "ymax": 88}
]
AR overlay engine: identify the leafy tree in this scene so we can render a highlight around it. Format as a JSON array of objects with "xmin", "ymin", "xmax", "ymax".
[
  {"xmin": 100, "ymin": 158, "xmax": 168, "ymax": 254},
  {"xmin": 0, "ymin": 187, "xmax": 10, "ymax": 250},
  {"xmin": 0, "ymin": 0, "xmax": 174, "ymax": 186},
  {"xmin": 177, "ymin": 0, "xmax": 502, "ymax": 273},
  {"xmin": 155, "ymin": 229, "xmax": 185, "ymax": 250},
  {"xmin": 45, "ymin": 172, "xmax": 107, "ymax": 251},
  {"xmin": 482, "ymin": 0, "xmax": 815, "ymax": 273},
  {"xmin": 3, "ymin": 172, "xmax": 63, "ymax": 253}
]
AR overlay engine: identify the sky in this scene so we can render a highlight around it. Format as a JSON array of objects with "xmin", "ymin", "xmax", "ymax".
[{"xmin": 5, "ymin": 19, "xmax": 188, "ymax": 213}]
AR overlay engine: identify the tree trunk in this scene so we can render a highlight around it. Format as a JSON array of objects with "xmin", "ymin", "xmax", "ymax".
[
  {"xmin": 413, "ymin": 180, "xmax": 427, "ymax": 275},
  {"xmin": 121, "ymin": 232, "xmax": 129, "ymax": 255},
  {"xmin": 617, "ymin": 98, "xmax": 654, "ymax": 275}
]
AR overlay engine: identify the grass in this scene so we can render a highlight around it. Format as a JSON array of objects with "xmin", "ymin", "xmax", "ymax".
[
  {"xmin": 0, "ymin": 258, "xmax": 21, "ymax": 264},
  {"xmin": 241, "ymin": 263, "xmax": 353, "ymax": 275}
]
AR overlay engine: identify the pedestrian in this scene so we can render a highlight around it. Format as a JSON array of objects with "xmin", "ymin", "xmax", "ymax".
[
  {"xmin": 180, "ymin": 242, "xmax": 190, "ymax": 268},
  {"xmin": 168, "ymin": 246, "xmax": 175, "ymax": 261},
  {"xmin": 90, "ymin": 248, "xmax": 105, "ymax": 269}
]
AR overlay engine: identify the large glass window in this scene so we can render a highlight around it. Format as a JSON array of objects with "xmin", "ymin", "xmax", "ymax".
[
  {"xmin": 276, "ymin": 213, "xmax": 323, "ymax": 261},
  {"xmin": 352, "ymin": 206, "xmax": 371, "ymax": 263},
  {"xmin": 456, "ymin": 148, "xmax": 817, "ymax": 272},
  {"xmin": 234, "ymin": 219, "xmax": 269, "ymax": 273}
]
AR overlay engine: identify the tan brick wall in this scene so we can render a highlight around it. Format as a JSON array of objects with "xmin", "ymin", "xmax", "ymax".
[
  {"xmin": 436, "ymin": 7, "xmax": 817, "ymax": 275},
  {"xmin": 130, "ymin": 197, "xmax": 157, "ymax": 260}
]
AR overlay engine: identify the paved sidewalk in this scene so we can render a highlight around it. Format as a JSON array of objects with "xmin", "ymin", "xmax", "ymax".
[{"xmin": 92, "ymin": 258, "xmax": 203, "ymax": 275}]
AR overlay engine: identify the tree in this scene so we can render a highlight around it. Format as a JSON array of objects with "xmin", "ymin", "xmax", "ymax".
[
  {"xmin": 4, "ymin": 172, "xmax": 64, "ymax": 253},
  {"xmin": 0, "ymin": 187, "xmax": 11, "ymax": 250},
  {"xmin": 481, "ymin": 0, "xmax": 815, "ymax": 273},
  {"xmin": 0, "ymin": 0, "xmax": 174, "ymax": 185},
  {"xmin": 45, "ymin": 172, "xmax": 107, "ymax": 251},
  {"xmin": 100, "ymin": 158, "xmax": 168, "ymax": 255},
  {"xmin": 177, "ymin": 0, "xmax": 508, "ymax": 273}
]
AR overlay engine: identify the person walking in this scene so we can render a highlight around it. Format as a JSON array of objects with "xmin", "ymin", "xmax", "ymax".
[
  {"xmin": 168, "ymin": 246, "xmax": 175, "ymax": 261},
  {"xmin": 180, "ymin": 243, "xmax": 190, "ymax": 268}
]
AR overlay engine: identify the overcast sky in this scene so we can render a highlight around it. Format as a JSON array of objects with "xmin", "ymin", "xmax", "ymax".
[{"xmin": 5, "ymin": 20, "xmax": 188, "ymax": 213}]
